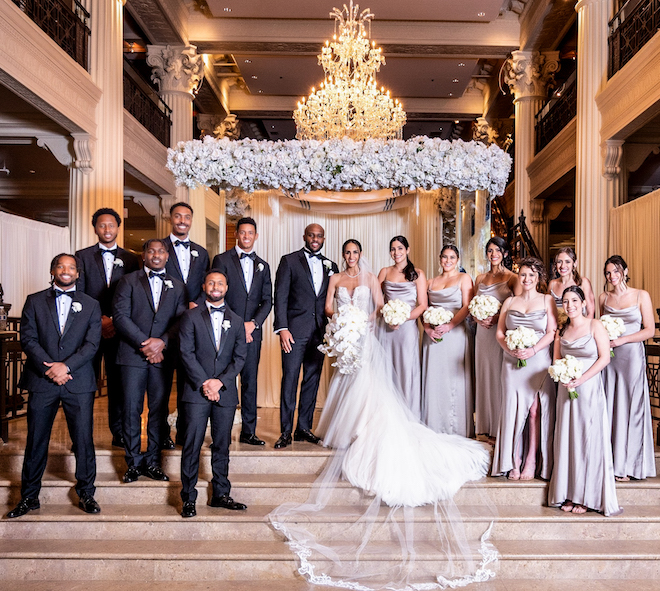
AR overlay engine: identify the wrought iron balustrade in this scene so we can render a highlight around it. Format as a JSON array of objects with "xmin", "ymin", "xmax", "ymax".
[
  {"xmin": 609, "ymin": 0, "xmax": 660, "ymax": 78},
  {"xmin": 123, "ymin": 68, "xmax": 172, "ymax": 146},
  {"xmin": 11, "ymin": 0, "xmax": 90, "ymax": 71},
  {"xmin": 535, "ymin": 73, "xmax": 577, "ymax": 154},
  {"xmin": 1, "ymin": 321, "xmax": 26, "ymax": 443},
  {"xmin": 509, "ymin": 210, "xmax": 541, "ymax": 267}
]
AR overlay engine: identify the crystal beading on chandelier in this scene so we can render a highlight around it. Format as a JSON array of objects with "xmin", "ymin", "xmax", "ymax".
[{"xmin": 293, "ymin": 1, "xmax": 406, "ymax": 141}]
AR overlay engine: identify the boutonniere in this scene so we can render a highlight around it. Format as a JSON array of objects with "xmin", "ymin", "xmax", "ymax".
[
  {"xmin": 113, "ymin": 258, "xmax": 124, "ymax": 268},
  {"xmin": 71, "ymin": 302, "xmax": 82, "ymax": 313},
  {"xmin": 323, "ymin": 260, "xmax": 332, "ymax": 272},
  {"xmin": 164, "ymin": 280, "xmax": 174, "ymax": 290},
  {"xmin": 257, "ymin": 262, "xmax": 264, "ymax": 272},
  {"xmin": 222, "ymin": 320, "xmax": 231, "ymax": 330},
  {"xmin": 191, "ymin": 250, "xmax": 199, "ymax": 258}
]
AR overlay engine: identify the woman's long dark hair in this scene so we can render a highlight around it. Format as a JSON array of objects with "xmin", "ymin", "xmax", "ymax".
[
  {"xmin": 390, "ymin": 236, "xmax": 418, "ymax": 282},
  {"xmin": 485, "ymin": 236, "xmax": 513, "ymax": 270},
  {"xmin": 559, "ymin": 285, "xmax": 585, "ymax": 336},
  {"xmin": 553, "ymin": 247, "xmax": 582, "ymax": 286},
  {"xmin": 519, "ymin": 256, "xmax": 548, "ymax": 294}
]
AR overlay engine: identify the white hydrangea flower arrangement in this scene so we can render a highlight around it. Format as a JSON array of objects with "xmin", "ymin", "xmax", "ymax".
[
  {"xmin": 548, "ymin": 355, "xmax": 584, "ymax": 399},
  {"xmin": 468, "ymin": 294, "xmax": 501, "ymax": 321},
  {"xmin": 381, "ymin": 299, "xmax": 411, "ymax": 327},
  {"xmin": 504, "ymin": 326, "xmax": 540, "ymax": 368},
  {"xmin": 422, "ymin": 306, "xmax": 454, "ymax": 342},
  {"xmin": 600, "ymin": 314, "xmax": 625, "ymax": 357}
]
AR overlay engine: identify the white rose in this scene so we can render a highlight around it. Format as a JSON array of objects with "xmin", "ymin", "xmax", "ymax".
[
  {"xmin": 191, "ymin": 250, "xmax": 199, "ymax": 258},
  {"xmin": 164, "ymin": 280, "xmax": 174, "ymax": 290},
  {"xmin": 113, "ymin": 258, "xmax": 124, "ymax": 268},
  {"xmin": 222, "ymin": 320, "xmax": 231, "ymax": 330},
  {"xmin": 257, "ymin": 262, "xmax": 264, "ymax": 272},
  {"xmin": 71, "ymin": 302, "xmax": 82, "ymax": 313}
]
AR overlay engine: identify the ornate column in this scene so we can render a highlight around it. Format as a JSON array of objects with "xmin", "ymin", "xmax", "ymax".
[
  {"xmin": 575, "ymin": 0, "xmax": 611, "ymax": 289},
  {"xmin": 603, "ymin": 139, "xmax": 625, "ymax": 210},
  {"xmin": 69, "ymin": 0, "xmax": 124, "ymax": 251},
  {"xmin": 503, "ymin": 51, "xmax": 560, "ymax": 250},
  {"xmin": 147, "ymin": 45, "xmax": 205, "ymax": 242}
]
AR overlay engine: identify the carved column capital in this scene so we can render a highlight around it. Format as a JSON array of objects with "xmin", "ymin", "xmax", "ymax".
[
  {"xmin": 603, "ymin": 139, "xmax": 625, "ymax": 180},
  {"xmin": 146, "ymin": 45, "xmax": 204, "ymax": 96},
  {"xmin": 71, "ymin": 133, "xmax": 94, "ymax": 173},
  {"xmin": 472, "ymin": 117, "xmax": 499, "ymax": 145},
  {"xmin": 503, "ymin": 51, "xmax": 560, "ymax": 102}
]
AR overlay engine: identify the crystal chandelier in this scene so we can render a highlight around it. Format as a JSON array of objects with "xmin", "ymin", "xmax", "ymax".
[{"xmin": 294, "ymin": 1, "xmax": 406, "ymax": 141}]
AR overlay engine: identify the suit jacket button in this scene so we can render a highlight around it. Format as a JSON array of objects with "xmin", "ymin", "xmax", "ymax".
[{"xmin": 60, "ymin": 346, "xmax": 64, "ymax": 350}]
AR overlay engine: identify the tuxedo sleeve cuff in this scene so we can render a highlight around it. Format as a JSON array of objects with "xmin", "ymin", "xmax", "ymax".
[{"xmin": 274, "ymin": 328, "xmax": 287, "ymax": 334}]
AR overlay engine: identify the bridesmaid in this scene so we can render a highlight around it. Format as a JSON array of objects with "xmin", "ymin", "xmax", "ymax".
[
  {"xmin": 492, "ymin": 257, "xmax": 557, "ymax": 480},
  {"xmin": 421, "ymin": 245, "xmax": 475, "ymax": 437},
  {"xmin": 548, "ymin": 286, "xmax": 621, "ymax": 515},
  {"xmin": 377, "ymin": 236, "xmax": 427, "ymax": 419},
  {"xmin": 473, "ymin": 237, "xmax": 520, "ymax": 441},
  {"xmin": 599, "ymin": 255, "xmax": 656, "ymax": 482},
  {"xmin": 548, "ymin": 247, "xmax": 595, "ymax": 317}
]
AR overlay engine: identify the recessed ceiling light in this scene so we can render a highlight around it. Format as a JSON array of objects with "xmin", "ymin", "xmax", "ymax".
[
  {"xmin": 477, "ymin": 12, "xmax": 486, "ymax": 17},
  {"xmin": 251, "ymin": 75, "xmax": 258, "ymax": 79},
  {"xmin": 439, "ymin": 127, "xmax": 443, "ymax": 131},
  {"xmin": 454, "ymin": 120, "xmax": 460, "ymax": 124},
  {"xmin": 452, "ymin": 78, "xmax": 459, "ymax": 83},
  {"xmin": 244, "ymin": 59, "xmax": 252, "ymax": 63},
  {"xmin": 258, "ymin": 90, "xmax": 263, "ymax": 93},
  {"xmin": 129, "ymin": 233, "xmax": 134, "ymax": 236},
  {"xmin": 29, "ymin": 169, "xmax": 36, "ymax": 174},
  {"xmin": 448, "ymin": 93, "xmax": 453, "ymax": 97},
  {"xmin": 224, "ymin": 7, "xmax": 232, "ymax": 12},
  {"xmin": 141, "ymin": 238, "xmax": 145, "ymax": 241},
  {"xmin": 458, "ymin": 62, "xmax": 465, "ymax": 67},
  {"xmin": 271, "ymin": 125, "xmax": 275, "ymax": 129}
]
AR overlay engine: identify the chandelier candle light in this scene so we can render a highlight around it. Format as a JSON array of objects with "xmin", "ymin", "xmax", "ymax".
[{"xmin": 294, "ymin": 1, "xmax": 406, "ymax": 141}]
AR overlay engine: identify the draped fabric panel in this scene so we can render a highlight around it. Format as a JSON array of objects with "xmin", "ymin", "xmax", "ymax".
[
  {"xmin": 609, "ymin": 189, "xmax": 660, "ymax": 321},
  {"xmin": 251, "ymin": 190, "xmax": 441, "ymax": 408},
  {"xmin": 0, "ymin": 212, "xmax": 70, "ymax": 314}
]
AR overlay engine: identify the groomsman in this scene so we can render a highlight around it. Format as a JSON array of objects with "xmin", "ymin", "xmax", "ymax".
[
  {"xmin": 273, "ymin": 224, "xmax": 338, "ymax": 449},
  {"xmin": 162, "ymin": 201, "xmax": 210, "ymax": 448},
  {"xmin": 7, "ymin": 254, "xmax": 102, "ymax": 518},
  {"xmin": 212, "ymin": 217, "xmax": 272, "ymax": 446},
  {"xmin": 179, "ymin": 270, "xmax": 248, "ymax": 517},
  {"xmin": 76, "ymin": 208, "xmax": 140, "ymax": 447},
  {"xmin": 113, "ymin": 239, "xmax": 186, "ymax": 483}
]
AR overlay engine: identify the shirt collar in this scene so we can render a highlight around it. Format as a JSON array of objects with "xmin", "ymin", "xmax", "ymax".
[
  {"xmin": 170, "ymin": 233, "xmax": 189, "ymax": 244},
  {"xmin": 98, "ymin": 243, "xmax": 117, "ymax": 251},
  {"xmin": 144, "ymin": 267, "xmax": 165, "ymax": 277},
  {"xmin": 54, "ymin": 286, "xmax": 76, "ymax": 294},
  {"xmin": 235, "ymin": 245, "xmax": 254, "ymax": 257},
  {"xmin": 206, "ymin": 301, "xmax": 225, "ymax": 312}
]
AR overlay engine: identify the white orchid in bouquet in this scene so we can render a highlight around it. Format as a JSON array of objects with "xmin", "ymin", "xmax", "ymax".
[
  {"xmin": 423, "ymin": 306, "xmax": 454, "ymax": 342},
  {"xmin": 381, "ymin": 299, "xmax": 411, "ymax": 327},
  {"xmin": 504, "ymin": 326, "xmax": 540, "ymax": 368},
  {"xmin": 600, "ymin": 314, "xmax": 625, "ymax": 357},
  {"xmin": 548, "ymin": 355, "xmax": 584, "ymax": 399},
  {"xmin": 318, "ymin": 304, "xmax": 369, "ymax": 375},
  {"xmin": 468, "ymin": 294, "xmax": 501, "ymax": 321}
]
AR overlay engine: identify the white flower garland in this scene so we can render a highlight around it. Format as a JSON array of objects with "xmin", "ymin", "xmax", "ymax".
[{"xmin": 167, "ymin": 136, "xmax": 512, "ymax": 196}]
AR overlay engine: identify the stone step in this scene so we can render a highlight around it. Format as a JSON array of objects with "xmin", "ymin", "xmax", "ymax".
[
  {"xmin": 2, "ymin": 503, "xmax": 660, "ymax": 542},
  {"xmin": 2, "ymin": 472, "xmax": 660, "ymax": 506},
  {"xmin": 1, "ymin": 538, "xmax": 660, "ymax": 581}
]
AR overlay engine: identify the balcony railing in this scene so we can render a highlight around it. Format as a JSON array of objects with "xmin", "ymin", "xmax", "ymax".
[
  {"xmin": 535, "ymin": 72, "xmax": 577, "ymax": 154},
  {"xmin": 609, "ymin": 0, "xmax": 660, "ymax": 78},
  {"xmin": 12, "ymin": 0, "xmax": 90, "ymax": 71},
  {"xmin": 123, "ymin": 65, "xmax": 172, "ymax": 147}
]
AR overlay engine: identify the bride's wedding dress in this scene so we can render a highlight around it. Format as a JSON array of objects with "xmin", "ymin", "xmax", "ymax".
[{"xmin": 269, "ymin": 284, "xmax": 497, "ymax": 590}]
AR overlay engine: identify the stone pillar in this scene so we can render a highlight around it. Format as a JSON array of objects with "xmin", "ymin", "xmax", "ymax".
[
  {"xmin": 69, "ymin": 0, "xmax": 124, "ymax": 251},
  {"xmin": 575, "ymin": 0, "xmax": 611, "ymax": 289},
  {"xmin": 503, "ymin": 51, "xmax": 560, "ymax": 252},
  {"xmin": 147, "ymin": 45, "xmax": 205, "ymax": 242}
]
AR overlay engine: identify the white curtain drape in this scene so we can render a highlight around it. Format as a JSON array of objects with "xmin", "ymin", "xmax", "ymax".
[
  {"xmin": 0, "ymin": 212, "xmax": 70, "ymax": 314},
  {"xmin": 251, "ymin": 190, "xmax": 441, "ymax": 408},
  {"xmin": 609, "ymin": 189, "xmax": 660, "ymax": 320}
]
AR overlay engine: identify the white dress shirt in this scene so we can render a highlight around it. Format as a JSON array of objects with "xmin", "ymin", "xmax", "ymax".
[
  {"xmin": 305, "ymin": 250, "xmax": 323, "ymax": 296},
  {"xmin": 170, "ymin": 233, "xmax": 191, "ymax": 283},
  {"xmin": 235, "ymin": 246, "xmax": 255, "ymax": 292},
  {"xmin": 206, "ymin": 301, "xmax": 225, "ymax": 350},
  {"xmin": 145, "ymin": 267, "xmax": 164, "ymax": 311},
  {"xmin": 54, "ymin": 287, "xmax": 76, "ymax": 333},
  {"xmin": 99, "ymin": 242, "xmax": 117, "ymax": 286}
]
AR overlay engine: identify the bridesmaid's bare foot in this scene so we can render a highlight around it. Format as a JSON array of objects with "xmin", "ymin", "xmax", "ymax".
[
  {"xmin": 571, "ymin": 504, "xmax": 587, "ymax": 514},
  {"xmin": 560, "ymin": 501, "xmax": 574, "ymax": 512},
  {"xmin": 508, "ymin": 469, "xmax": 521, "ymax": 480},
  {"xmin": 615, "ymin": 476, "xmax": 630, "ymax": 482},
  {"xmin": 520, "ymin": 464, "xmax": 536, "ymax": 480}
]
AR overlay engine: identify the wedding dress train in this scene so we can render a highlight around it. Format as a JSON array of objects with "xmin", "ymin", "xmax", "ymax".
[{"xmin": 269, "ymin": 286, "xmax": 497, "ymax": 590}]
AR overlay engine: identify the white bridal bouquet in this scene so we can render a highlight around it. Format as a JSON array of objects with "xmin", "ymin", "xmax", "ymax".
[
  {"xmin": 548, "ymin": 355, "xmax": 584, "ymax": 399},
  {"xmin": 468, "ymin": 294, "xmax": 501, "ymax": 321},
  {"xmin": 381, "ymin": 299, "xmax": 411, "ymax": 327},
  {"xmin": 423, "ymin": 306, "xmax": 454, "ymax": 342},
  {"xmin": 318, "ymin": 304, "xmax": 369, "ymax": 375},
  {"xmin": 600, "ymin": 314, "xmax": 625, "ymax": 357},
  {"xmin": 504, "ymin": 326, "xmax": 540, "ymax": 368}
]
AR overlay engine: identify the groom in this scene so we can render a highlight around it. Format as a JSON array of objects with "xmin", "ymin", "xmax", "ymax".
[{"xmin": 273, "ymin": 223, "xmax": 338, "ymax": 449}]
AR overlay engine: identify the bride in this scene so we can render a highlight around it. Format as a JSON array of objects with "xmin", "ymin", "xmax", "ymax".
[{"xmin": 269, "ymin": 239, "xmax": 496, "ymax": 590}]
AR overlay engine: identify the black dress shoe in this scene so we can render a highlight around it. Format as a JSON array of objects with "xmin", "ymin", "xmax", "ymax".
[
  {"xmin": 210, "ymin": 494, "xmax": 247, "ymax": 511},
  {"xmin": 111, "ymin": 436, "xmax": 125, "ymax": 448},
  {"xmin": 161, "ymin": 436, "xmax": 176, "ymax": 450},
  {"xmin": 181, "ymin": 501, "xmax": 196, "ymax": 518},
  {"xmin": 79, "ymin": 494, "xmax": 101, "ymax": 514},
  {"xmin": 274, "ymin": 432, "xmax": 292, "ymax": 449},
  {"xmin": 123, "ymin": 466, "xmax": 142, "ymax": 483},
  {"xmin": 293, "ymin": 429, "xmax": 321, "ymax": 444},
  {"xmin": 240, "ymin": 433, "xmax": 265, "ymax": 446},
  {"xmin": 142, "ymin": 464, "xmax": 169, "ymax": 481},
  {"xmin": 6, "ymin": 498, "xmax": 40, "ymax": 518}
]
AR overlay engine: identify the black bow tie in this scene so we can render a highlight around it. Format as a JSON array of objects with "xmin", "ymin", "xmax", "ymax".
[
  {"xmin": 304, "ymin": 249, "xmax": 322, "ymax": 260},
  {"xmin": 54, "ymin": 289, "xmax": 73, "ymax": 298},
  {"xmin": 174, "ymin": 240, "xmax": 190, "ymax": 248},
  {"xmin": 100, "ymin": 247, "xmax": 117, "ymax": 256},
  {"xmin": 209, "ymin": 305, "xmax": 226, "ymax": 314},
  {"xmin": 149, "ymin": 271, "xmax": 165, "ymax": 280},
  {"xmin": 240, "ymin": 252, "xmax": 256, "ymax": 260}
]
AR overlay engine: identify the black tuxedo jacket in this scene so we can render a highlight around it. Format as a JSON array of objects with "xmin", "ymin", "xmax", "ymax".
[
  {"xmin": 211, "ymin": 249, "xmax": 272, "ymax": 328},
  {"xmin": 163, "ymin": 237, "xmax": 210, "ymax": 304},
  {"xmin": 179, "ymin": 304, "xmax": 247, "ymax": 407},
  {"xmin": 112, "ymin": 270, "xmax": 187, "ymax": 367},
  {"xmin": 274, "ymin": 248, "xmax": 339, "ymax": 337},
  {"xmin": 75, "ymin": 244, "xmax": 140, "ymax": 316},
  {"xmin": 19, "ymin": 288, "xmax": 102, "ymax": 393}
]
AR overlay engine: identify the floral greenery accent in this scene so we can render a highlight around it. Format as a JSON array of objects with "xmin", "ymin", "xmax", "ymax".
[{"xmin": 167, "ymin": 136, "xmax": 512, "ymax": 196}]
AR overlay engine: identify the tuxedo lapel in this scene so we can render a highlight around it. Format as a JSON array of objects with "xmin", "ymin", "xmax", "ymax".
[
  {"xmin": 46, "ymin": 290, "xmax": 61, "ymax": 335},
  {"xmin": 217, "ymin": 318, "xmax": 231, "ymax": 358},
  {"xmin": 166, "ymin": 239, "xmax": 185, "ymax": 283},
  {"xmin": 200, "ymin": 307, "xmax": 217, "ymax": 352},
  {"xmin": 60, "ymin": 292, "xmax": 81, "ymax": 338},
  {"xmin": 230, "ymin": 250, "xmax": 248, "ymax": 293},
  {"xmin": 138, "ymin": 272, "xmax": 156, "ymax": 313},
  {"xmin": 93, "ymin": 248, "xmax": 107, "ymax": 286},
  {"xmin": 320, "ymin": 256, "xmax": 330, "ymax": 296},
  {"xmin": 298, "ymin": 250, "xmax": 316, "ymax": 293},
  {"xmin": 109, "ymin": 250, "xmax": 125, "ymax": 284}
]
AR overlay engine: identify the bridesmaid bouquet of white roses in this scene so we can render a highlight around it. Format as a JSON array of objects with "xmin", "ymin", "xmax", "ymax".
[
  {"xmin": 548, "ymin": 355, "xmax": 584, "ymax": 399},
  {"xmin": 423, "ymin": 306, "xmax": 454, "ymax": 342},
  {"xmin": 468, "ymin": 294, "xmax": 501, "ymax": 321},
  {"xmin": 318, "ymin": 304, "xmax": 369, "ymax": 375},
  {"xmin": 600, "ymin": 314, "xmax": 625, "ymax": 357},
  {"xmin": 504, "ymin": 326, "xmax": 540, "ymax": 368},
  {"xmin": 381, "ymin": 298, "xmax": 411, "ymax": 326}
]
